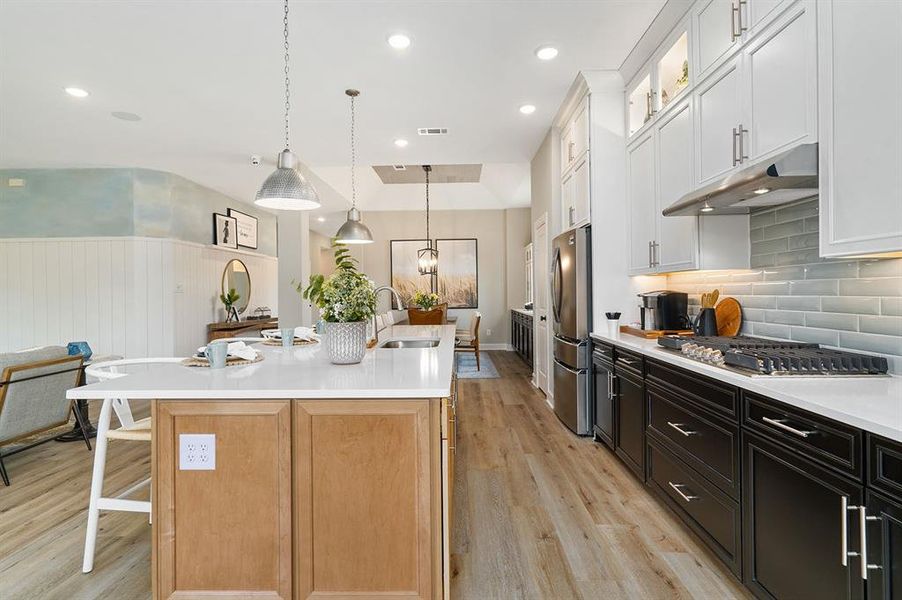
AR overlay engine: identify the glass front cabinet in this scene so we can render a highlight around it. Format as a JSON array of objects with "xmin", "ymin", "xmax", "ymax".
[{"xmin": 627, "ymin": 23, "xmax": 691, "ymax": 140}]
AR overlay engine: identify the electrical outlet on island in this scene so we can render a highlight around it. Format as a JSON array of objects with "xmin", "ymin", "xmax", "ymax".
[{"xmin": 179, "ymin": 433, "xmax": 216, "ymax": 470}]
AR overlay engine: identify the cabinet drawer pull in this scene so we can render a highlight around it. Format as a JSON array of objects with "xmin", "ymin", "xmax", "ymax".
[
  {"xmin": 668, "ymin": 482, "xmax": 698, "ymax": 502},
  {"xmin": 860, "ymin": 508, "xmax": 883, "ymax": 579},
  {"xmin": 619, "ymin": 358, "xmax": 638, "ymax": 366},
  {"xmin": 841, "ymin": 496, "xmax": 860, "ymax": 567},
  {"xmin": 667, "ymin": 421, "xmax": 697, "ymax": 437},
  {"xmin": 761, "ymin": 416, "xmax": 815, "ymax": 438}
]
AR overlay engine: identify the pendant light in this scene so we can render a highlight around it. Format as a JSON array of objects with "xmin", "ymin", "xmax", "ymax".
[
  {"xmin": 334, "ymin": 89, "xmax": 374, "ymax": 244},
  {"xmin": 417, "ymin": 165, "xmax": 438, "ymax": 275},
  {"xmin": 254, "ymin": 0, "xmax": 321, "ymax": 211}
]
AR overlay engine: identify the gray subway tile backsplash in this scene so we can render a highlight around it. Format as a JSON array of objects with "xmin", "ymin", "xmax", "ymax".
[
  {"xmin": 882, "ymin": 297, "xmax": 902, "ymax": 317},
  {"xmin": 840, "ymin": 278, "xmax": 902, "ymax": 297},
  {"xmin": 805, "ymin": 311, "xmax": 858, "ymax": 331},
  {"xmin": 821, "ymin": 296, "xmax": 881, "ymax": 315},
  {"xmin": 661, "ymin": 198, "xmax": 902, "ymax": 372},
  {"xmin": 789, "ymin": 279, "xmax": 839, "ymax": 296},
  {"xmin": 859, "ymin": 315, "xmax": 902, "ymax": 337}
]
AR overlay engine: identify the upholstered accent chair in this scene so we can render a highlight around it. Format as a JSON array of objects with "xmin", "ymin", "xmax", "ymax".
[{"xmin": 0, "ymin": 346, "xmax": 90, "ymax": 485}]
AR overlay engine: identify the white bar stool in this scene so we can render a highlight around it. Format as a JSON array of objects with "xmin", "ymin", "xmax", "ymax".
[{"xmin": 81, "ymin": 357, "xmax": 183, "ymax": 574}]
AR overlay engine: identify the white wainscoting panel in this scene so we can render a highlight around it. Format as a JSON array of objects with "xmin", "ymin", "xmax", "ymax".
[{"xmin": 0, "ymin": 237, "xmax": 278, "ymax": 358}]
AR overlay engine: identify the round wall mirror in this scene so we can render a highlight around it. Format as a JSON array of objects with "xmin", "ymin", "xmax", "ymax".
[{"xmin": 221, "ymin": 259, "xmax": 251, "ymax": 314}]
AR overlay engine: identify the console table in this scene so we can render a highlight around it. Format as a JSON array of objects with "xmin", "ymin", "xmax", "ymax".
[{"xmin": 207, "ymin": 318, "xmax": 278, "ymax": 342}]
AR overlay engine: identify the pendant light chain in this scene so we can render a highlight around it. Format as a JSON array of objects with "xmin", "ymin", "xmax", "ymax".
[
  {"xmin": 350, "ymin": 93, "xmax": 357, "ymax": 208},
  {"xmin": 425, "ymin": 167, "xmax": 430, "ymax": 243},
  {"xmin": 283, "ymin": 0, "xmax": 291, "ymax": 150}
]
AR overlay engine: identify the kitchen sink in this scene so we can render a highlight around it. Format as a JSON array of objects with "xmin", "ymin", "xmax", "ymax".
[{"xmin": 378, "ymin": 339, "xmax": 440, "ymax": 349}]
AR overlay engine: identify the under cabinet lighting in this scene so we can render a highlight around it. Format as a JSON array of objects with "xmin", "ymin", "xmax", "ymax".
[{"xmin": 754, "ymin": 188, "xmax": 771, "ymax": 195}]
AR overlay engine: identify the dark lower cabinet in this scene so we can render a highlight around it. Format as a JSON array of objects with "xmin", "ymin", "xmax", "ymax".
[
  {"xmin": 865, "ymin": 490, "xmax": 902, "ymax": 600},
  {"xmin": 743, "ymin": 431, "xmax": 865, "ymax": 600},
  {"xmin": 592, "ymin": 351, "xmax": 614, "ymax": 449},
  {"xmin": 615, "ymin": 367, "xmax": 645, "ymax": 480}
]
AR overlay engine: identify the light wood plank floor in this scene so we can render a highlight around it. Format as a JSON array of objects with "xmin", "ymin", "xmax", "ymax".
[{"xmin": 0, "ymin": 352, "xmax": 749, "ymax": 599}]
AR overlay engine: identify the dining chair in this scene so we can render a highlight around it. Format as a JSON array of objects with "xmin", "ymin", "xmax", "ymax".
[
  {"xmin": 455, "ymin": 312, "xmax": 482, "ymax": 370},
  {"xmin": 81, "ymin": 357, "xmax": 183, "ymax": 573}
]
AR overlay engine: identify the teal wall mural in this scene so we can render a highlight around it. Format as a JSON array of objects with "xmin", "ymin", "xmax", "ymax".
[{"xmin": 0, "ymin": 168, "xmax": 278, "ymax": 256}]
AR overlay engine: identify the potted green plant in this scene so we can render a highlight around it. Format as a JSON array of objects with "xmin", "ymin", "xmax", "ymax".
[
  {"xmin": 298, "ymin": 241, "xmax": 376, "ymax": 364},
  {"xmin": 411, "ymin": 290, "xmax": 440, "ymax": 311},
  {"xmin": 220, "ymin": 288, "xmax": 241, "ymax": 322}
]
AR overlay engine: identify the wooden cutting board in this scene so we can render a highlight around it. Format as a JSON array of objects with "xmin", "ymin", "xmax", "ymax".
[
  {"xmin": 620, "ymin": 325, "xmax": 694, "ymax": 339},
  {"xmin": 715, "ymin": 297, "xmax": 742, "ymax": 336}
]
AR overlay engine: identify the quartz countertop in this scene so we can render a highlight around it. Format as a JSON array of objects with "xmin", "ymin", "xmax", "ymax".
[
  {"xmin": 590, "ymin": 331, "xmax": 902, "ymax": 443},
  {"xmin": 68, "ymin": 325, "xmax": 457, "ymax": 401}
]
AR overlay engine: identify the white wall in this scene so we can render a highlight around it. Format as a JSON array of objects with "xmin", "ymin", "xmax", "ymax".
[{"xmin": 0, "ymin": 237, "xmax": 278, "ymax": 358}]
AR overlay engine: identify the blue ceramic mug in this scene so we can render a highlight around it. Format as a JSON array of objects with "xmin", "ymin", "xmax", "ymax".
[{"xmin": 204, "ymin": 342, "xmax": 228, "ymax": 369}]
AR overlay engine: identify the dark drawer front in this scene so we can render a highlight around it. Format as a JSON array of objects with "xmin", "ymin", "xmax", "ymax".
[
  {"xmin": 615, "ymin": 347, "xmax": 644, "ymax": 377},
  {"xmin": 646, "ymin": 359, "xmax": 739, "ymax": 420},
  {"xmin": 647, "ymin": 439, "xmax": 742, "ymax": 577},
  {"xmin": 868, "ymin": 435, "xmax": 902, "ymax": 500},
  {"xmin": 647, "ymin": 382, "xmax": 740, "ymax": 500},
  {"xmin": 593, "ymin": 341, "xmax": 614, "ymax": 362},
  {"xmin": 744, "ymin": 392, "xmax": 863, "ymax": 480}
]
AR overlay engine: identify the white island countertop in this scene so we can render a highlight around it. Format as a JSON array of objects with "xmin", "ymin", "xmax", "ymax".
[
  {"xmin": 68, "ymin": 324, "xmax": 457, "ymax": 401},
  {"xmin": 590, "ymin": 331, "xmax": 902, "ymax": 443}
]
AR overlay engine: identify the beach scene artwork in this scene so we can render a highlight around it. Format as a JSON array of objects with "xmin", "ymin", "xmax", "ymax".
[
  {"xmin": 390, "ymin": 239, "xmax": 433, "ymax": 308},
  {"xmin": 436, "ymin": 238, "xmax": 478, "ymax": 308}
]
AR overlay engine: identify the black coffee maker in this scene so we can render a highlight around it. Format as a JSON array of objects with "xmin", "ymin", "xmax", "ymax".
[{"xmin": 638, "ymin": 291, "xmax": 691, "ymax": 331}]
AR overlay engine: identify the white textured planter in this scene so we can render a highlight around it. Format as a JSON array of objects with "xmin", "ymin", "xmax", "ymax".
[{"xmin": 324, "ymin": 321, "xmax": 367, "ymax": 364}]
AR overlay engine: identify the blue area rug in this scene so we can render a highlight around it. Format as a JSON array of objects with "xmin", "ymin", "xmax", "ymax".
[{"xmin": 455, "ymin": 352, "xmax": 499, "ymax": 379}]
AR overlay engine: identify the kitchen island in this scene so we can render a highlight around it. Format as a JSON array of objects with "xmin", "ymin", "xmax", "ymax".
[{"xmin": 68, "ymin": 324, "xmax": 458, "ymax": 600}]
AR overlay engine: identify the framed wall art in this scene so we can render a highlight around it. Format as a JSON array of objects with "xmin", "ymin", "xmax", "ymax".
[
  {"xmin": 212, "ymin": 213, "xmax": 238, "ymax": 249},
  {"xmin": 228, "ymin": 208, "xmax": 258, "ymax": 249},
  {"xmin": 435, "ymin": 238, "xmax": 478, "ymax": 308}
]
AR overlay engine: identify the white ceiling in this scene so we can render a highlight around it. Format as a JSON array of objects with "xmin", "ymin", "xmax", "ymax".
[{"xmin": 0, "ymin": 0, "xmax": 664, "ymax": 219}]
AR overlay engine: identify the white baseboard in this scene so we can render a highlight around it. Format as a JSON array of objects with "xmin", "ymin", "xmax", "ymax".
[{"xmin": 481, "ymin": 343, "xmax": 514, "ymax": 351}]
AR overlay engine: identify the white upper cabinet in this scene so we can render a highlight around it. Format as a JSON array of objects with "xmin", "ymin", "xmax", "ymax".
[
  {"xmin": 695, "ymin": 56, "xmax": 743, "ymax": 185},
  {"xmin": 818, "ymin": 0, "xmax": 902, "ymax": 257},
  {"xmin": 655, "ymin": 100, "xmax": 698, "ymax": 272},
  {"xmin": 562, "ymin": 155, "xmax": 590, "ymax": 229},
  {"xmin": 657, "ymin": 31, "xmax": 690, "ymax": 113},
  {"xmin": 627, "ymin": 72, "xmax": 653, "ymax": 137},
  {"xmin": 627, "ymin": 133, "xmax": 657, "ymax": 274},
  {"xmin": 746, "ymin": 0, "xmax": 786, "ymax": 35},
  {"xmin": 694, "ymin": 0, "xmax": 741, "ymax": 77},
  {"xmin": 561, "ymin": 96, "xmax": 590, "ymax": 177},
  {"xmin": 743, "ymin": 0, "xmax": 816, "ymax": 161}
]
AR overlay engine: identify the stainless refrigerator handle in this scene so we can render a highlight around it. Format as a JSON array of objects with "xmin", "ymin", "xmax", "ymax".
[
  {"xmin": 553, "ymin": 358, "xmax": 580, "ymax": 375},
  {"xmin": 551, "ymin": 248, "xmax": 563, "ymax": 323}
]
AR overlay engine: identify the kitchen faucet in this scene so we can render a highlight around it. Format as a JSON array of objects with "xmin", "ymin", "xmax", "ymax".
[{"xmin": 371, "ymin": 285, "xmax": 403, "ymax": 346}]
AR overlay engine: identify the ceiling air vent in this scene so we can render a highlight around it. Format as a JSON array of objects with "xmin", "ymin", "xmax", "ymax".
[
  {"xmin": 392, "ymin": 165, "xmax": 407, "ymax": 171},
  {"xmin": 417, "ymin": 127, "xmax": 448, "ymax": 136}
]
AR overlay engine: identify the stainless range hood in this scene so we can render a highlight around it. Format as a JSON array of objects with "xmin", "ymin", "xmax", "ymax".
[{"xmin": 663, "ymin": 143, "xmax": 818, "ymax": 216}]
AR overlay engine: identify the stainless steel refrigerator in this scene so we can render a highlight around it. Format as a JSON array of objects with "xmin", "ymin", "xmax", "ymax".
[{"xmin": 551, "ymin": 225, "xmax": 591, "ymax": 435}]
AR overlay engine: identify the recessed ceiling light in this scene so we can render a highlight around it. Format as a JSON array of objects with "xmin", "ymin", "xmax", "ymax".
[
  {"xmin": 111, "ymin": 111, "xmax": 141, "ymax": 122},
  {"xmin": 394, "ymin": 138, "xmax": 408, "ymax": 148},
  {"xmin": 387, "ymin": 34, "xmax": 411, "ymax": 49},
  {"xmin": 519, "ymin": 104, "xmax": 536, "ymax": 115},
  {"xmin": 65, "ymin": 87, "xmax": 89, "ymax": 98},
  {"xmin": 754, "ymin": 187, "xmax": 771, "ymax": 195},
  {"xmin": 317, "ymin": 216, "xmax": 326, "ymax": 222},
  {"xmin": 535, "ymin": 46, "xmax": 558, "ymax": 60}
]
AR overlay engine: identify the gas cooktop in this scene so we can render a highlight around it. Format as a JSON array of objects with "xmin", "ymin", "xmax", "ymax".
[{"xmin": 657, "ymin": 335, "xmax": 889, "ymax": 377}]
